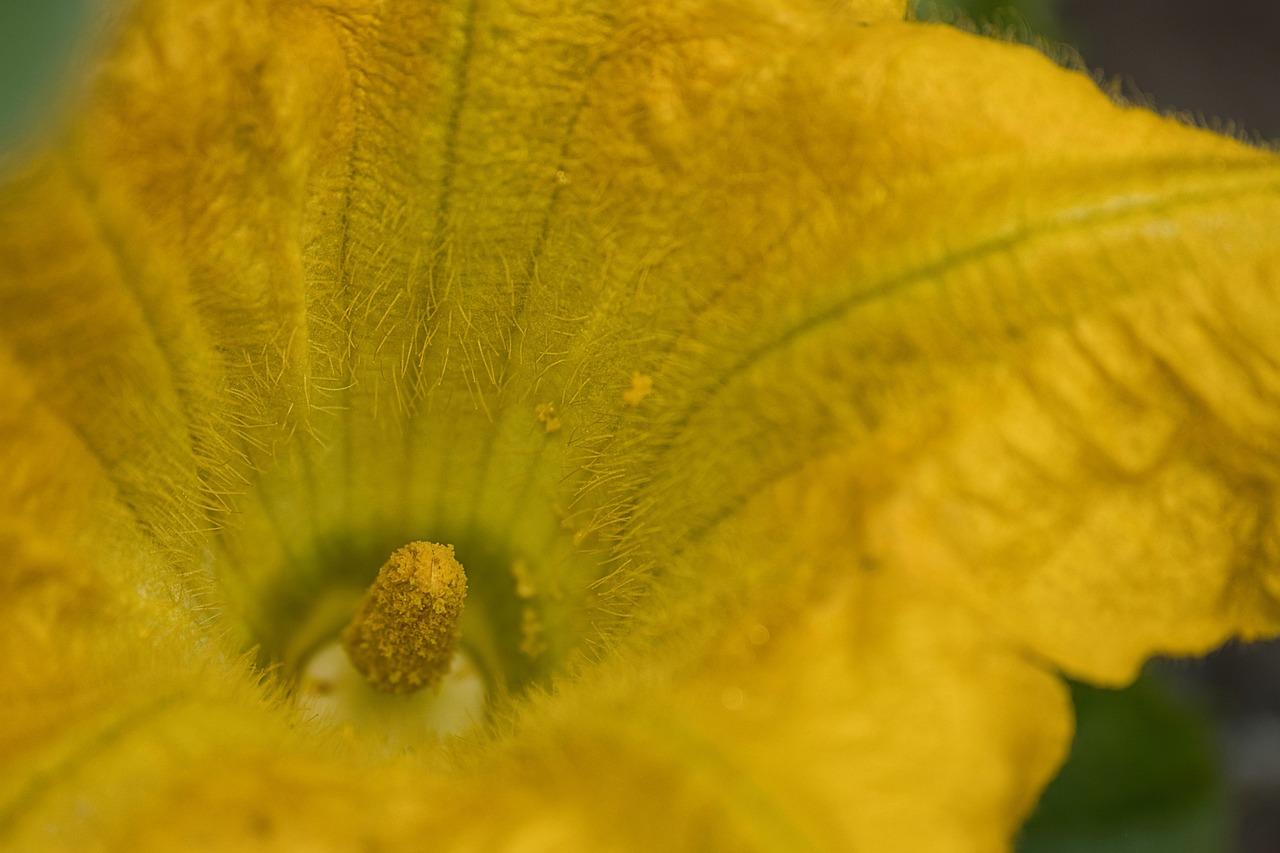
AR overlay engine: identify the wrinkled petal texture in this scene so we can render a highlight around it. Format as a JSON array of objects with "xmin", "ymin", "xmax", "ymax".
[{"xmin": 2, "ymin": 0, "xmax": 1279, "ymax": 849}]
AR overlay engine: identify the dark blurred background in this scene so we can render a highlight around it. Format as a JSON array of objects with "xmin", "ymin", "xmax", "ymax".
[
  {"xmin": 1061, "ymin": 1, "xmax": 1280, "ymax": 140},
  {"xmin": 924, "ymin": 1, "xmax": 1280, "ymax": 140},
  {"xmin": 1064, "ymin": 0, "xmax": 1280, "ymax": 137},
  {"xmin": 919, "ymin": 0, "xmax": 1280, "ymax": 142},
  {"xmin": 3, "ymin": 1, "xmax": 1279, "ymax": 851}
]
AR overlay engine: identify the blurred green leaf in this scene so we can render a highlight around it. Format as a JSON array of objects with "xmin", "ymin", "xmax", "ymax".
[
  {"xmin": 0, "ymin": 1, "xmax": 97, "ymax": 152},
  {"xmin": 1018, "ymin": 676, "xmax": 1228, "ymax": 853},
  {"xmin": 915, "ymin": 0, "xmax": 1063, "ymax": 42}
]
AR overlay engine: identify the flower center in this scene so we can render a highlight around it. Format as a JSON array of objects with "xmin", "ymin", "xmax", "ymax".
[
  {"xmin": 207, "ymin": 415, "xmax": 616, "ymax": 749},
  {"xmin": 292, "ymin": 542, "xmax": 487, "ymax": 749}
]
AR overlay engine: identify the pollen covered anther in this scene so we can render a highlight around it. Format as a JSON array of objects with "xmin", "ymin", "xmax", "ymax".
[{"xmin": 341, "ymin": 542, "xmax": 468, "ymax": 694}]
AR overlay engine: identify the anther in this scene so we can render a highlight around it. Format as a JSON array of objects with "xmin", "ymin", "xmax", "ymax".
[{"xmin": 341, "ymin": 542, "xmax": 468, "ymax": 694}]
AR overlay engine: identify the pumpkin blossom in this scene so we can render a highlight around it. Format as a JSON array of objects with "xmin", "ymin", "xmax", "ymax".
[{"xmin": 3, "ymin": 0, "xmax": 1280, "ymax": 848}]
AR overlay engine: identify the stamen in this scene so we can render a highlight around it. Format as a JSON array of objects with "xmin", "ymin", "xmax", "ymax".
[{"xmin": 341, "ymin": 542, "xmax": 468, "ymax": 694}]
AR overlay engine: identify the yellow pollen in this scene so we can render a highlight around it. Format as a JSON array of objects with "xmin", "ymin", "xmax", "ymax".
[
  {"xmin": 623, "ymin": 372, "xmax": 653, "ymax": 406},
  {"xmin": 341, "ymin": 542, "xmax": 468, "ymax": 694}
]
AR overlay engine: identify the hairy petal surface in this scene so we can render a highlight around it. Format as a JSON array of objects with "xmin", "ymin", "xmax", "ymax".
[{"xmin": 0, "ymin": 0, "xmax": 1278, "ymax": 849}]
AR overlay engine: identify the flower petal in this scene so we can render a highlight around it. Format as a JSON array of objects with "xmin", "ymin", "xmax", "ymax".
[
  {"xmin": 3, "ymin": 0, "xmax": 1280, "ymax": 849},
  {"xmin": 562, "ymin": 20, "xmax": 1280, "ymax": 682}
]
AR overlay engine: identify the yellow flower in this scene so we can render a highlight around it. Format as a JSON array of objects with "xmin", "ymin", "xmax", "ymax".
[{"xmin": 2, "ymin": 0, "xmax": 1279, "ymax": 849}]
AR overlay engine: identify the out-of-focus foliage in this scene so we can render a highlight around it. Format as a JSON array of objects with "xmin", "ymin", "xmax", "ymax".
[
  {"xmin": 0, "ymin": 0, "xmax": 97, "ymax": 156},
  {"xmin": 915, "ymin": 0, "xmax": 1063, "ymax": 41},
  {"xmin": 1019, "ymin": 676, "xmax": 1227, "ymax": 853}
]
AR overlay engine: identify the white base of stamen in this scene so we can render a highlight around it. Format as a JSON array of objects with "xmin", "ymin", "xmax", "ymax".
[{"xmin": 297, "ymin": 640, "xmax": 486, "ymax": 751}]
